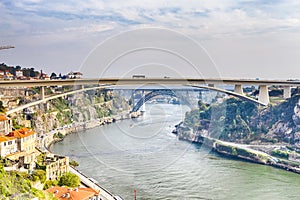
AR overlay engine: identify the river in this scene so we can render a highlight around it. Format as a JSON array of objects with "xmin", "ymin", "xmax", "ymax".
[{"xmin": 50, "ymin": 103, "xmax": 300, "ymax": 200}]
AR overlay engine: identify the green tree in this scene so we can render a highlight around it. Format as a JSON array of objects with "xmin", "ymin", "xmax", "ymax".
[
  {"xmin": 50, "ymin": 72, "xmax": 57, "ymax": 79},
  {"xmin": 15, "ymin": 65, "xmax": 21, "ymax": 70},
  {"xmin": 33, "ymin": 169, "xmax": 46, "ymax": 183},
  {"xmin": 30, "ymin": 68, "xmax": 36, "ymax": 77},
  {"xmin": 43, "ymin": 180, "xmax": 58, "ymax": 190},
  {"xmin": 58, "ymin": 172, "xmax": 80, "ymax": 187},
  {"xmin": 69, "ymin": 160, "xmax": 79, "ymax": 168},
  {"xmin": 0, "ymin": 101, "xmax": 5, "ymax": 113}
]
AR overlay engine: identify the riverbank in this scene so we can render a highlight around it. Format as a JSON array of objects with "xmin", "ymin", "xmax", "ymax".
[
  {"xmin": 174, "ymin": 123, "xmax": 300, "ymax": 174},
  {"xmin": 40, "ymin": 110, "xmax": 142, "ymax": 199},
  {"xmin": 41, "ymin": 110, "xmax": 142, "ymax": 150},
  {"xmin": 40, "ymin": 131, "xmax": 118, "ymax": 200}
]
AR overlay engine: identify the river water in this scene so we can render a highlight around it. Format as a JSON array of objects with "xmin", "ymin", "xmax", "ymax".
[{"xmin": 50, "ymin": 103, "xmax": 300, "ymax": 200}]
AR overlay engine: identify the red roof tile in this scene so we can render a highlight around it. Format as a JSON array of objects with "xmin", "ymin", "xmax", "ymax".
[{"xmin": 46, "ymin": 186, "xmax": 97, "ymax": 200}]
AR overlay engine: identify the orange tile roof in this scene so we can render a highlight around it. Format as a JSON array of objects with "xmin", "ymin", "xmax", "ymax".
[
  {"xmin": 0, "ymin": 115, "xmax": 9, "ymax": 121},
  {"xmin": 46, "ymin": 186, "xmax": 97, "ymax": 200},
  {"xmin": 8, "ymin": 128, "xmax": 35, "ymax": 138},
  {"xmin": 0, "ymin": 135, "xmax": 16, "ymax": 143},
  {"xmin": 79, "ymin": 187, "xmax": 100, "ymax": 194}
]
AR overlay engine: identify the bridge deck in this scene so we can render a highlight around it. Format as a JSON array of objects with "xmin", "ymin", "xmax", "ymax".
[{"xmin": 1, "ymin": 78, "xmax": 300, "ymax": 87}]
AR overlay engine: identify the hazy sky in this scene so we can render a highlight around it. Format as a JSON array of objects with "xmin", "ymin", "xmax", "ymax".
[{"xmin": 1, "ymin": 0, "xmax": 300, "ymax": 79}]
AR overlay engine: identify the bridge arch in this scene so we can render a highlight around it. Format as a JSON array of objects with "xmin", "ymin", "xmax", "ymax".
[
  {"xmin": 131, "ymin": 85, "xmax": 266, "ymax": 112},
  {"xmin": 131, "ymin": 89, "xmax": 193, "ymax": 112}
]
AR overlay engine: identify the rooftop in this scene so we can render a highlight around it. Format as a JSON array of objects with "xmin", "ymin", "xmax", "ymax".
[
  {"xmin": 46, "ymin": 186, "xmax": 99, "ymax": 200},
  {"xmin": 8, "ymin": 127, "xmax": 35, "ymax": 138},
  {"xmin": 0, "ymin": 135, "xmax": 16, "ymax": 143},
  {"xmin": 0, "ymin": 115, "xmax": 9, "ymax": 121}
]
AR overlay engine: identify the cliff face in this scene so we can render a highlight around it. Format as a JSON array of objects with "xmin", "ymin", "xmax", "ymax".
[
  {"xmin": 12, "ymin": 90, "xmax": 131, "ymax": 135},
  {"xmin": 184, "ymin": 95, "xmax": 300, "ymax": 146},
  {"xmin": 259, "ymin": 96, "xmax": 300, "ymax": 144}
]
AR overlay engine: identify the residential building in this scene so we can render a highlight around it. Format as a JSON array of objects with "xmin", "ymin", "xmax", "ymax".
[
  {"xmin": 67, "ymin": 71, "xmax": 83, "ymax": 79},
  {"xmin": 4, "ymin": 70, "xmax": 14, "ymax": 80},
  {"xmin": 7, "ymin": 127, "xmax": 37, "ymax": 170},
  {"xmin": 0, "ymin": 115, "xmax": 12, "ymax": 134},
  {"xmin": 40, "ymin": 73, "xmax": 50, "ymax": 80},
  {"xmin": 0, "ymin": 135, "xmax": 17, "ymax": 157},
  {"xmin": 15, "ymin": 70, "xmax": 23, "ymax": 77},
  {"xmin": 0, "ymin": 70, "xmax": 4, "ymax": 80},
  {"xmin": 8, "ymin": 128, "xmax": 36, "ymax": 153},
  {"xmin": 46, "ymin": 186, "xmax": 100, "ymax": 200},
  {"xmin": 38, "ymin": 153, "xmax": 69, "ymax": 180}
]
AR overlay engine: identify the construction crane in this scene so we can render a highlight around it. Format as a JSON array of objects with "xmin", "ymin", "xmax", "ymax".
[{"xmin": 0, "ymin": 45, "xmax": 15, "ymax": 50}]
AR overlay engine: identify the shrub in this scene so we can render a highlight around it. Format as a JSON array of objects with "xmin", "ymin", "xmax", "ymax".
[
  {"xmin": 69, "ymin": 160, "xmax": 79, "ymax": 168},
  {"xmin": 43, "ymin": 180, "xmax": 58, "ymax": 190},
  {"xmin": 58, "ymin": 172, "xmax": 80, "ymax": 187}
]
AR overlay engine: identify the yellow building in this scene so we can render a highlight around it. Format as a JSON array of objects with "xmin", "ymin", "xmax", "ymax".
[
  {"xmin": 38, "ymin": 153, "xmax": 69, "ymax": 180},
  {"xmin": 7, "ymin": 127, "xmax": 37, "ymax": 170},
  {"xmin": 8, "ymin": 128, "xmax": 36, "ymax": 153}
]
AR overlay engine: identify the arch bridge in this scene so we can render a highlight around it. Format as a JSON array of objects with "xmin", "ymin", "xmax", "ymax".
[
  {"xmin": 1, "ymin": 78, "xmax": 299, "ymax": 114},
  {"xmin": 130, "ymin": 84, "xmax": 267, "ymax": 112},
  {"xmin": 131, "ymin": 89, "xmax": 194, "ymax": 112}
]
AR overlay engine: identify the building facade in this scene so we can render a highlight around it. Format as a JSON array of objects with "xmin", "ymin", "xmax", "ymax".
[
  {"xmin": 0, "ymin": 135, "xmax": 17, "ymax": 157},
  {"xmin": 39, "ymin": 153, "xmax": 69, "ymax": 180},
  {"xmin": 0, "ymin": 115, "xmax": 12, "ymax": 134},
  {"xmin": 8, "ymin": 128, "xmax": 36, "ymax": 153}
]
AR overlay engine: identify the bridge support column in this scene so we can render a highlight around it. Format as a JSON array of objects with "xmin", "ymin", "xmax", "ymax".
[
  {"xmin": 198, "ymin": 91, "xmax": 202, "ymax": 101},
  {"xmin": 283, "ymin": 86, "xmax": 291, "ymax": 99},
  {"xmin": 131, "ymin": 90, "xmax": 135, "ymax": 108},
  {"xmin": 40, "ymin": 86, "xmax": 45, "ymax": 100},
  {"xmin": 234, "ymin": 84, "xmax": 244, "ymax": 95},
  {"xmin": 141, "ymin": 90, "xmax": 145, "ymax": 111},
  {"xmin": 258, "ymin": 85, "xmax": 269, "ymax": 105}
]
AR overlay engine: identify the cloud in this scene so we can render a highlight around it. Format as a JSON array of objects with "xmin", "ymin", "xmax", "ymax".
[
  {"xmin": 1, "ymin": 0, "xmax": 300, "ymax": 78},
  {"xmin": 1, "ymin": 0, "xmax": 300, "ymax": 40}
]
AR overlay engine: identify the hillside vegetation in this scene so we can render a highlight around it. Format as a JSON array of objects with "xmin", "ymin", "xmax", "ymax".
[
  {"xmin": 184, "ymin": 95, "xmax": 300, "ymax": 145},
  {"xmin": 0, "ymin": 164, "xmax": 56, "ymax": 199}
]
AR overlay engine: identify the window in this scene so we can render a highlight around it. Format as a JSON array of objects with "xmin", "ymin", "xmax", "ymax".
[{"xmin": 8, "ymin": 141, "xmax": 12, "ymax": 145}]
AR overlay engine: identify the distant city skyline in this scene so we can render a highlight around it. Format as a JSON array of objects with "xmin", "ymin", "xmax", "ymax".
[{"xmin": 1, "ymin": 1, "xmax": 300, "ymax": 79}]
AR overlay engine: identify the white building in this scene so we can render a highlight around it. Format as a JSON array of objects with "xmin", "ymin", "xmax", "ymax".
[
  {"xmin": 0, "ymin": 136, "xmax": 17, "ymax": 157},
  {"xmin": 15, "ymin": 70, "xmax": 23, "ymax": 77},
  {"xmin": 0, "ymin": 115, "xmax": 12, "ymax": 134},
  {"xmin": 67, "ymin": 71, "xmax": 83, "ymax": 79}
]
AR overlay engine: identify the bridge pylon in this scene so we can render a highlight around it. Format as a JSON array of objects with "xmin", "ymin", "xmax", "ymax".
[
  {"xmin": 40, "ymin": 86, "xmax": 45, "ymax": 100},
  {"xmin": 234, "ymin": 84, "xmax": 244, "ymax": 95},
  {"xmin": 258, "ymin": 85, "xmax": 269, "ymax": 105}
]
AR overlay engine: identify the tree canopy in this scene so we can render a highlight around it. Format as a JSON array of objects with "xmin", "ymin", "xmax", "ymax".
[{"xmin": 58, "ymin": 172, "xmax": 80, "ymax": 187}]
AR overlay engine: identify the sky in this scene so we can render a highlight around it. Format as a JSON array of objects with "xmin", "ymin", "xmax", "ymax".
[{"xmin": 1, "ymin": 0, "xmax": 300, "ymax": 79}]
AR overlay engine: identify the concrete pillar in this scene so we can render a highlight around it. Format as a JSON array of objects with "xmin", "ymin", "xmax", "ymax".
[
  {"xmin": 258, "ymin": 85, "xmax": 269, "ymax": 105},
  {"xmin": 131, "ymin": 90, "xmax": 135, "ymax": 107},
  {"xmin": 234, "ymin": 84, "xmax": 244, "ymax": 95},
  {"xmin": 40, "ymin": 86, "xmax": 45, "ymax": 100},
  {"xmin": 198, "ymin": 90, "xmax": 202, "ymax": 100},
  {"xmin": 283, "ymin": 86, "xmax": 291, "ymax": 99},
  {"xmin": 141, "ymin": 90, "xmax": 146, "ymax": 111}
]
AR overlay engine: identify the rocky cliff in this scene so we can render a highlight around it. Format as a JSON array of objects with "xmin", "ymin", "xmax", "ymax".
[
  {"xmin": 184, "ymin": 94, "xmax": 300, "ymax": 147},
  {"xmin": 11, "ymin": 90, "xmax": 131, "ymax": 135}
]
